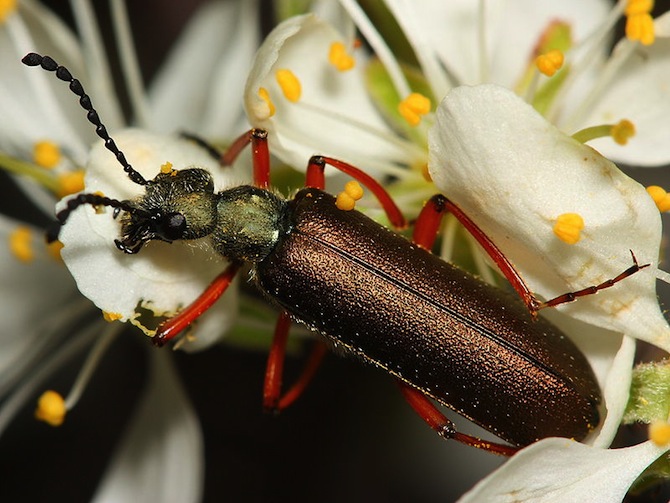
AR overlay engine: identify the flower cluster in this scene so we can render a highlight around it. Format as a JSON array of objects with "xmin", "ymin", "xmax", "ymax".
[{"xmin": 1, "ymin": 0, "xmax": 670, "ymax": 501}]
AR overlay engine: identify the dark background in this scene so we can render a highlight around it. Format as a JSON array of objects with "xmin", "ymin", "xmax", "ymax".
[{"xmin": 1, "ymin": 1, "xmax": 670, "ymax": 502}]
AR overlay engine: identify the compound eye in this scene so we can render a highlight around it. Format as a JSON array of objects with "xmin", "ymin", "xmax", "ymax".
[{"xmin": 159, "ymin": 212, "xmax": 187, "ymax": 241}]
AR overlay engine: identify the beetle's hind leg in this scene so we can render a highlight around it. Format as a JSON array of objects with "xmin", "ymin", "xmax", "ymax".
[
  {"xmin": 413, "ymin": 194, "xmax": 649, "ymax": 315},
  {"xmin": 397, "ymin": 382, "xmax": 520, "ymax": 456},
  {"xmin": 263, "ymin": 311, "xmax": 328, "ymax": 412}
]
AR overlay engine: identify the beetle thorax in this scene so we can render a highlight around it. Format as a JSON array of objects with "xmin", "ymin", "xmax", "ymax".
[{"xmin": 212, "ymin": 185, "xmax": 288, "ymax": 263}]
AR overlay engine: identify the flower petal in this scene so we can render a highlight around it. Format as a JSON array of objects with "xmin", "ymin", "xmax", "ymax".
[
  {"xmin": 91, "ymin": 350, "xmax": 204, "ymax": 503},
  {"xmin": 59, "ymin": 129, "xmax": 242, "ymax": 348},
  {"xmin": 577, "ymin": 12, "xmax": 670, "ymax": 166},
  {"xmin": 383, "ymin": 0, "xmax": 610, "ymax": 88},
  {"xmin": 244, "ymin": 14, "xmax": 421, "ymax": 176},
  {"xmin": 0, "ymin": 216, "xmax": 80, "ymax": 392},
  {"xmin": 428, "ymin": 85, "xmax": 670, "ymax": 351},
  {"xmin": 147, "ymin": 0, "xmax": 260, "ymax": 138},
  {"xmin": 458, "ymin": 438, "xmax": 667, "ymax": 503}
]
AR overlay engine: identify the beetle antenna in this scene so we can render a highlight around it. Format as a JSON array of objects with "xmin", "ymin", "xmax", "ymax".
[
  {"xmin": 46, "ymin": 193, "xmax": 148, "ymax": 243},
  {"xmin": 22, "ymin": 52, "xmax": 149, "ymax": 186}
]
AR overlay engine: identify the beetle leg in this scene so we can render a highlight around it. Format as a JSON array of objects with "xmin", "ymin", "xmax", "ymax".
[
  {"xmin": 396, "ymin": 381, "xmax": 520, "ymax": 457},
  {"xmin": 305, "ymin": 156, "xmax": 408, "ymax": 229},
  {"xmin": 182, "ymin": 128, "xmax": 272, "ymax": 188},
  {"xmin": 153, "ymin": 262, "xmax": 242, "ymax": 347},
  {"xmin": 416, "ymin": 195, "xmax": 650, "ymax": 314},
  {"xmin": 263, "ymin": 312, "xmax": 328, "ymax": 412},
  {"xmin": 415, "ymin": 194, "xmax": 541, "ymax": 313},
  {"xmin": 537, "ymin": 250, "xmax": 649, "ymax": 309}
]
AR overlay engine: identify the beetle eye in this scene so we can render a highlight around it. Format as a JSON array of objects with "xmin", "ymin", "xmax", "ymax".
[{"xmin": 159, "ymin": 212, "xmax": 186, "ymax": 240}]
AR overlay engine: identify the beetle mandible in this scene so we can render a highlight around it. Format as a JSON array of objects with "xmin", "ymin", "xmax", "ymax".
[{"xmin": 23, "ymin": 52, "xmax": 648, "ymax": 456}]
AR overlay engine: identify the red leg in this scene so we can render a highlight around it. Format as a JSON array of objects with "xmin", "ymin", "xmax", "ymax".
[
  {"xmin": 415, "ymin": 194, "xmax": 648, "ymax": 314},
  {"xmin": 219, "ymin": 129, "xmax": 271, "ymax": 188},
  {"xmin": 264, "ymin": 311, "xmax": 328, "ymax": 412},
  {"xmin": 153, "ymin": 262, "xmax": 241, "ymax": 347},
  {"xmin": 397, "ymin": 381, "xmax": 519, "ymax": 456},
  {"xmin": 305, "ymin": 156, "xmax": 407, "ymax": 230}
]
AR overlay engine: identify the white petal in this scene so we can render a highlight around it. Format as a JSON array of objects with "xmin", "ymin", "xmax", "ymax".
[
  {"xmin": 244, "ymin": 15, "xmax": 421, "ymax": 175},
  {"xmin": 0, "ymin": 216, "xmax": 81, "ymax": 391},
  {"xmin": 429, "ymin": 85, "xmax": 670, "ymax": 351},
  {"xmin": 147, "ymin": 0, "xmax": 260, "ymax": 137},
  {"xmin": 59, "ymin": 129, "xmax": 242, "ymax": 346},
  {"xmin": 92, "ymin": 350, "xmax": 204, "ymax": 503},
  {"xmin": 458, "ymin": 439, "xmax": 667, "ymax": 503},
  {"xmin": 383, "ymin": 0, "xmax": 610, "ymax": 88},
  {"xmin": 541, "ymin": 311, "xmax": 632, "ymax": 446},
  {"xmin": 577, "ymin": 18, "xmax": 670, "ymax": 166}
]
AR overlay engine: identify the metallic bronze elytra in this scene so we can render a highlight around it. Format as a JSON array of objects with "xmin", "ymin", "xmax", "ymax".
[{"xmin": 25, "ymin": 52, "xmax": 647, "ymax": 455}]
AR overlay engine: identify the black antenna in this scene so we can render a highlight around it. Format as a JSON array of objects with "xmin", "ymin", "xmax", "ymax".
[
  {"xmin": 22, "ymin": 52, "xmax": 148, "ymax": 186},
  {"xmin": 45, "ymin": 193, "xmax": 148, "ymax": 243}
]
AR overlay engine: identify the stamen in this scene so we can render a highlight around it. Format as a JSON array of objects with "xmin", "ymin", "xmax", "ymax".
[
  {"xmin": 33, "ymin": 141, "xmax": 61, "ymax": 169},
  {"xmin": 9, "ymin": 226, "xmax": 34, "ymax": 263},
  {"xmin": 258, "ymin": 87, "xmax": 276, "ymax": 118},
  {"xmin": 328, "ymin": 41, "xmax": 355, "ymax": 71},
  {"xmin": 35, "ymin": 390, "xmax": 66, "ymax": 426},
  {"xmin": 336, "ymin": 181, "xmax": 364, "ymax": 211},
  {"xmin": 0, "ymin": 0, "xmax": 17, "ymax": 22},
  {"xmin": 611, "ymin": 119, "xmax": 636, "ymax": 145},
  {"xmin": 553, "ymin": 213, "xmax": 584, "ymax": 244},
  {"xmin": 649, "ymin": 421, "xmax": 670, "ymax": 446},
  {"xmin": 275, "ymin": 69, "xmax": 301, "ymax": 103},
  {"xmin": 535, "ymin": 50, "xmax": 565, "ymax": 77},
  {"xmin": 56, "ymin": 170, "xmax": 85, "ymax": 197},
  {"xmin": 398, "ymin": 93, "xmax": 431, "ymax": 127},
  {"xmin": 160, "ymin": 161, "xmax": 174, "ymax": 174},
  {"xmin": 571, "ymin": 120, "xmax": 637, "ymax": 145},
  {"xmin": 46, "ymin": 240, "xmax": 64, "ymax": 262},
  {"xmin": 646, "ymin": 186, "xmax": 670, "ymax": 212},
  {"xmin": 63, "ymin": 323, "xmax": 119, "ymax": 411},
  {"xmin": 625, "ymin": 0, "xmax": 655, "ymax": 45}
]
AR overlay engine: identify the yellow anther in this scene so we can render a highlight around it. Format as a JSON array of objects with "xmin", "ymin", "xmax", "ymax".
[
  {"xmin": 9, "ymin": 226, "xmax": 34, "ymax": 263},
  {"xmin": 91, "ymin": 191, "xmax": 107, "ymax": 214},
  {"xmin": 336, "ymin": 181, "xmax": 364, "ymax": 211},
  {"xmin": 344, "ymin": 180, "xmax": 364, "ymax": 200},
  {"xmin": 553, "ymin": 213, "xmax": 584, "ymax": 244},
  {"xmin": 625, "ymin": 0, "xmax": 653, "ymax": 16},
  {"xmin": 275, "ymin": 69, "xmax": 301, "ymax": 103},
  {"xmin": 398, "ymin": 93, "xmax": 432, "ymax": 127},
  {"xmin": 421, "ymin": 163, "xmax": 432, "ymax": 182},
  {"xmin": 258, "ymin": 87, "xmax": 276, "ymax": 118},
  {"xmin": 535, "ymin": 50, "xmax": 564, "ymax": 77},
  {"xmin": 0, "ymin": 0, "xmax": 17, "ymax": 23},
  {"xmin": 328, "ymin": 41, "xmax": 355, "ymax": 72},
  {"xmin": 646, "ymin": 186, "xmax": 670, "ymax": 212},
  {"xmin": 336, "ymin": 192, "xmax": 356, "ymax": 211},
  {"xmin": 35, "ymin": 390, "xmax": 66, "ymax": 427},
  {"xmin": 649, "ymin": 421, "xmax": 670, "ymax": 446},
  {"xmin": 103, "ymin": 311, "xmax": 123, "ymax": 322},
  {"xmin": 625, "ymin": 1, "xmax": 655, "ymax": 45},
  {"xmin": 47, "ymin": 240, "xmax": 64, "ymax": 262},
  {"xmin": 611, "ymin": 119, "xmax": 636, "ymax": 145},
  {"xmin": 160, "ymin": 161, "xmax": 174, "ymax": 174},
  {"xmin": 33, "ymin": 141, "xmax": 61, "ymax": 169},
  {"xmin": 56, "ymin": 170, "xmax": 85, "ymax": 197}
]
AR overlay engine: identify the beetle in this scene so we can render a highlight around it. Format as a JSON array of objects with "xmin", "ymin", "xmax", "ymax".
[{"xmin": 23, "ymin": 52, "xmax": 647, "ymax": 456}]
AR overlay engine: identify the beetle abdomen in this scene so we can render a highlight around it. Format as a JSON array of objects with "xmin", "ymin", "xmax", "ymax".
[{"xmin": 255, "ymin": 188, "xmax": 601, "ymax": 446}]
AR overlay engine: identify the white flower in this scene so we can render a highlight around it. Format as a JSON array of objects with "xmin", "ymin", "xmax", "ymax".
[
  {"xmin": 242, "ymin": 1, "xmax": 670, "ymax": 500},
  {"xmin": 0, "ymin": 0, "xmax": 258, "ymax": 500}
]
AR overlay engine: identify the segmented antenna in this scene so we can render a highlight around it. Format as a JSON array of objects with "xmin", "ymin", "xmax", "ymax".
[
  {"xmin": 22, "ymin": 52, "xmax": 148, "ymax": 186},
  {"xmin": 45, "ymin": 193, "xmax": 146, "ymax": 243}
]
